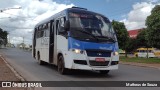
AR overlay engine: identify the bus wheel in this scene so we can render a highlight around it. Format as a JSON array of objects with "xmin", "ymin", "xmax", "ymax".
[
  {"xmin": 99, "ymin": 70, "xmax": 110, "ymax": 74},
  {"xmin": 58, "ymin": 55, "xmax": 68, "ymax": 75},
  {"xmin": 37, "ymin": 52, "xmax": 44, "ymax": 65}
]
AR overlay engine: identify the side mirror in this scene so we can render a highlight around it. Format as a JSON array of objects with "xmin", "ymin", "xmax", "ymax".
[{"xmin": 64, "ymin": 20, "xmax": 70, "ymax": 31}]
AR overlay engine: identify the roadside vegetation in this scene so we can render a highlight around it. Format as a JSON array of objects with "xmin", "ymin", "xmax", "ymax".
[
  {"xmin": 120, "ymin": 56, "xmax": 160, "ymax": 64},
  {"xmin": 0, "ymin": 28, "xmax": 8, "ymax": 47},
  {"xmin": 112, "ymin": 5, "xmax": 160, "ymax": 58}
]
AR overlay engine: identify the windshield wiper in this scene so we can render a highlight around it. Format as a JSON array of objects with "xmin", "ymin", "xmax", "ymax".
[
  {"xmin": 96, "ymin": 36, "xmax": 115, "ymax": 43},
  {"xmin": 76, "ymin": 29, "xmax": 99, "ymax": 42}
]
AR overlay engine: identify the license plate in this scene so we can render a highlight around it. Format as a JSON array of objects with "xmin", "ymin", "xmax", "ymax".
[{"xmin": 95, "ymin": 58, "xmax": 105, "ymax": 62}]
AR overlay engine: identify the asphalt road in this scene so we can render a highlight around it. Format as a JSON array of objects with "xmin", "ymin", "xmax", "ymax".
[{"xmin": 0, "ymin": 48, "xmax": 160, "ymax": 90}]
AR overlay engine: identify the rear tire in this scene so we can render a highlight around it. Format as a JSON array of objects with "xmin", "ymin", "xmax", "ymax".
[
  {"xmin": 99, "ymin": 70, "xmax": 110, "ymax": 74},
  {"xmin": 58, "ymin": 55, "xmax": 69, "ymax": 75},
  {"xmin": 37, "ymin": 52, "xmax": 45, "ymax": 65}
]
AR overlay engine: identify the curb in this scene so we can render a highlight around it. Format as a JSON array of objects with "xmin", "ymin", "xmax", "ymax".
[{"xmin": 120, "ymin": 62, "xmax": 160, "ymax": 70}]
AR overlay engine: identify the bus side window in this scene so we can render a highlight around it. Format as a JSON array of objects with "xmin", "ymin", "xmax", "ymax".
[
  {"xmin": 59, "ymin": 17, "xmax": 66, "ymax": 35},
  {"xmin": 143, "ymin": 50, "xmax": 145, "ymax": 52},
  {"xmin": 139, "ymin": 50, "xmax": 142, "ymax": 53},
  {"xmin": 44, "ymin": 23, "xmax": 50, "ymax": 37},
  {"xmin": 56, "ymin": 20, "xmax": 60, "ymax": 35},
  {"xmin": 36, "ymin": 31, "xmax": 40, "ymax": 38},
  {"xmin": 45, "ymin": 29, "xmax": 50, "ymax": 37},
  {"xmin": 60, "ymin": 17, "xmax": 65, "ymax": 27},
  {"xmin": 40, "ymin": 30, "xmax": 44, "ymax": 37}
]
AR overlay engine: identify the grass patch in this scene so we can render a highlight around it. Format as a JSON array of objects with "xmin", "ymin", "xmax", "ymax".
[{"xmin": 120, "ymin": 56, "xmax": 160, "ymax": 64}]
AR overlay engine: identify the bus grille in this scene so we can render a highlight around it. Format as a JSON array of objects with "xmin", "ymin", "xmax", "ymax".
[
  {"xmin": 89, "ymin": 61, "xmax": 109, "ymax": 66},
  {"xmin": 86, "ymin": 49, "xmax": 111, "ymax": 57}
]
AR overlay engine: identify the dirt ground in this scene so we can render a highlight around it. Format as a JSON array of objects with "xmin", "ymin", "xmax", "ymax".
[{"xmin": 0, "ymin": 56, "xmax": 29, "ymax": 90}]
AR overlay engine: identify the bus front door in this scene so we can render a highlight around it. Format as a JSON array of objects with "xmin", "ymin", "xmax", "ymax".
[{"xmin": 49, "ymin": 20, "xmax": 54, "ymax": 63}]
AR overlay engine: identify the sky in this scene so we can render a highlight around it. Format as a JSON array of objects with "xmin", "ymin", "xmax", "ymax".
[{"xmin": 0, "ymin": 0, "xmax": 160, "ymax": 45}]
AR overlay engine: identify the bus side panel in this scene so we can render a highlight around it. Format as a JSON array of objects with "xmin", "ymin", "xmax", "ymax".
[
  {"xmin": 55, "ymin": 35, "xmax": 68, "ymax": 65},
  {"xmin": 35, "ymin": 38, "xmax": 41, "ymax": 59},
  {"xmin": 36, "ymin": 37, "xmax": 50, "ymax": 63},
  {"xmin": 41, "ymin": 37, "xmax": 50, "ymax": 62}
]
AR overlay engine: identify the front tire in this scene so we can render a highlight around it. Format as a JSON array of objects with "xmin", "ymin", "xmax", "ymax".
[{"xmin": 58, "ymin": 55, "xmax": 69, "ymax": 75}]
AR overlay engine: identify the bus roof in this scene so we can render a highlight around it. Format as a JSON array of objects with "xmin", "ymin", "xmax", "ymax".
[{"xmin": 35, "ymin": 7, "xmax": 109, "ymax": 28}]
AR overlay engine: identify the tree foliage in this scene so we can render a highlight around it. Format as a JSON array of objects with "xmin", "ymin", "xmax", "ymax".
[
  {"xmin": 0, "ymin": 28, "xmax": 8, "ymax": 46},
  {"xmin": 112, "ymin": 20, "xmax": 129, "ymax": 57},
  {"xmin": 126, "ymin": 38, "xmax": 137, "ymax": 53},
  {"xmin": 126, "ymin": 29, "xmax": 150, "ymax": 53},
  {"xmin": 112, "ymin": 20, "xmax": 129, "ymax": 50},
  {"xmin": 136, "ymin": 29, "xmax": 148, "ymax": 47},
  {"xmin": 146, "ymin": 5, "xmax": 160, "ymax": 49}
]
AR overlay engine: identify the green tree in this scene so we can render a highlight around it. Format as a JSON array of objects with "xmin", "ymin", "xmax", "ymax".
[
  {"xmin": 0, "ymin": 28, "xmax": 8, "ymax": 46},
  {"xmin": 125, "ymin": 29, "xmax": 149, "ymax": 54},
  {"xmin": 126, "ymin": 38, "xmax": 137, "ymax": 53},
  {"xmin": 146, "ymin": 5, "xmax": 160, "ymax": 49},
  {"xmin": 136, "ymin": 29, "xmax": 148, "ymax": 47},
  {"xmin": 112, "ymin": 20, "xmax": 129, "ymax": 57}
]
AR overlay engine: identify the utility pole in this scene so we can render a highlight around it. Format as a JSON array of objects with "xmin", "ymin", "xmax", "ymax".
[
  {"xmin": 22, "ymin": 36, "xmax": 24, "ymax": 49},
  {"xmin": 8, "ymin": 35, "xmax": 10, "ymax": 47}
]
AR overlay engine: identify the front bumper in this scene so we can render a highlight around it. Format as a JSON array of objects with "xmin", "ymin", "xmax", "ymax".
[
  {"xmin": 71, "ymin": 63, "xmax": 118, "ymax": 70},
  {"xmin": 63, "ymin": 50, "xmax": 119, "ymax": 70}
]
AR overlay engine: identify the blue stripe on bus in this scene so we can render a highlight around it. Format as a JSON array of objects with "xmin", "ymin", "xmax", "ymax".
[{"xmin": 68, "ymin": 37, "xmax": 118, "ymax": 51}]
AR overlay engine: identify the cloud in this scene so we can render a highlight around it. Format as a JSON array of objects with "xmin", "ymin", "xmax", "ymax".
[
  {"xmin": 0, "ymin": 0, "xmax": 74, "ymax": 45},
  {"xmin": 120, "ymin": 2, "xmax": 159, "ymax": 30}
]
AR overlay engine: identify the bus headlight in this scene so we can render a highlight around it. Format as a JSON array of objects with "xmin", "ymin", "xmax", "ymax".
[
  {"xmin": 71, "ymin": 49, "xmax": 84, "ymax": 54},
  {"xmin": 113, "ymin": 52, "xmax": 119, "ymax": 55}
]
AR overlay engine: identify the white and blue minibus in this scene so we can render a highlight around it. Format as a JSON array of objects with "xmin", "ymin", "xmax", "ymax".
[{"xmin": 32, "ymin": 7, "xmax": 119, "ymax": 74}]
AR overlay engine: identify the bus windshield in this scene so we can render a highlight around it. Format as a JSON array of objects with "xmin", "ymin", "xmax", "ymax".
[{"xmin": 69, "ymin": 12, "xmax": 116, "ymax": 42}]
